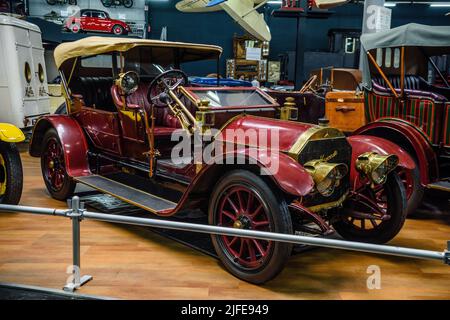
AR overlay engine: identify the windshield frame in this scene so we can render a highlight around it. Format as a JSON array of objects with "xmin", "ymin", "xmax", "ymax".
[{"xmin": 183, "ymin": 87, "xmax": 279, "ymax": 111}]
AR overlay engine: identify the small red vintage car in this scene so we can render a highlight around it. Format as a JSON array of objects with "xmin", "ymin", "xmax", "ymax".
[
  {"xmin": 65, "ymin": 9, "xmax": 131, "ymax": 35},
  {"xmin": 29, "ymin": 37, "xmax": 415, "ymax": 283}
]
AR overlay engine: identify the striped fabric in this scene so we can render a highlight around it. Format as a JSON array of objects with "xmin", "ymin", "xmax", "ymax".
[
  {"xmin": 365, "ymin": 92, "xmax": 437, "ymax": 144},
  {"xmin": 444, "ymin": 103, "xmax": 450, "ymax": 147}
]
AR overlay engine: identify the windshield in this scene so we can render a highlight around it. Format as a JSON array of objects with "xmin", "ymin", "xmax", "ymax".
[
  {"xmin": 189, "ymin": 89, "xmax": 272, "ymax": 108},
  {"xmin": 429, "ymin": 55, "xmax": 450, "ymax": 87}
]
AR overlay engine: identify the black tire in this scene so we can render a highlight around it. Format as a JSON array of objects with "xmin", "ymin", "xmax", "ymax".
[
  {"xmin": 112, "ymin": 24, "xmax": 124, "ymax": 35},
  {"xmin": 41, "ymin": 128, "xmax": 76, "ymax": 201},
  {"xmin": 209, "ymin": 170, "xmax": 293, "ymax": 284},
  {"xmin": 102, "ymin": 0, "xmax": 112, "ymax": 7},
  {"xmin": 46, "ymin": 0, "xmax": 56, "ymax": 5},
  {"xmin": 0, "ymin": 142, "xmax": 23, "ymax": 205},
  {"xmin": 68, "ymin": 0, "xmax": 77, "ymax": 5},
  {"xmin": 333, "ymin": 172, "xmax": 407, "ymax": 244},
  {"xmin": 402, "ymin": 166, "xmax": 424, "ymax": 217},
  {"xmin": 123, "ymin": 0, "xmax": 133, "ymax": 8}
]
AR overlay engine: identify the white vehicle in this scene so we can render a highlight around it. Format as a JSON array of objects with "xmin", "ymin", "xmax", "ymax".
[{"xmin": 0, "ymin": 15, "xmax": 50, "ymax": 130}]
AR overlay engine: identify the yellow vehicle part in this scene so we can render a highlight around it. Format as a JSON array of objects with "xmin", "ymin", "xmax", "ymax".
[
  {"xmin": 0, "ymin": 123, "xmax": 25, "ymax": 143},
  {"xmin": 0, "ymin": 154, "xmax": 5, "ymax": 196}
]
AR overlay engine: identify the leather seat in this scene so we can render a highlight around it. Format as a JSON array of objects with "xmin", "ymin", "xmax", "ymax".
[
  {"xmin": 71, "ymin": 77, "xmax": 115, "ymax": 111},
  {"xmin": 111, "ymin": 84, "xmax": 198, "ymax": 134},
  {"xmin": 372, "ymin": 75, "xmax": 447, "ymax": 102},
  {"xmin": 373, "ymin": 75, "xmax": 422, "ymax": 90}
]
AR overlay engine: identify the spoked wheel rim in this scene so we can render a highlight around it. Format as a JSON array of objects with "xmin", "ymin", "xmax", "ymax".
[
  {"xmin": 43, "ymin": 138, "xmax": 66, "ymax": 192},
  {"xmin": 0, "ymin": 154, "xmax": 6, "ymax": 197},
  {"xmin": 398, "ymin": 168, "xmax": 414, "ymax": 200},
  {"xmin": 343, "ymin": 184, "xmax": 390, "ymax": 231},
  {"xmin": 216, "ymin": 185, "xmax": 273, "ymax": 270}
]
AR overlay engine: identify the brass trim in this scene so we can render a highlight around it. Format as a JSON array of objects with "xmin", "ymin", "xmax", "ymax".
[
  {"xmin": 307, "ymin": 192, "xmax": 348, "ymax": 213},
  {"xmin": 426, "ymin": 183, "xmax": 450, "ymax": 192},
  {"xmin": 179, "ymin": 86, "xmax": 201, "ymax": 106},
  {"xmin": 38, "ymin": 63, "xmax": 45, "ymax": 83},
  {"xmin": 288, "ymin": 126, "xmax": 345, "ymax": 161},
  {"xmin": 24, "ymin": 62, "xmax": 32, "ymax": 83}
]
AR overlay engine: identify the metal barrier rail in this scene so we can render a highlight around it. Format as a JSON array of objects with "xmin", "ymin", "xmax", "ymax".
[{"xmin": 0, "ymin": 196, "xmax": 449, "ymax": 291}]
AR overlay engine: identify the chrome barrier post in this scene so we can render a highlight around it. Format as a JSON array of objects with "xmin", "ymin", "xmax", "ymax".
[
  {"xmin": 63, "ymin": 196, "xmax": 92, "ymax": 292},
  {"xmin": 446, "ymin": 241, "xmax": 450, "ymax": 265}
]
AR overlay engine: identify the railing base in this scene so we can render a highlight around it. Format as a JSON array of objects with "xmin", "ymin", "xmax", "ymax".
[{"xmin": 63, "ymin": 275, "xmax": 93, "ymax": 293}]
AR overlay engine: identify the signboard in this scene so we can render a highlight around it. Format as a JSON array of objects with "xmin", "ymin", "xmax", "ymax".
[{"xmin": 246, "ymin": 47, "xmax": 262, "ymax": 61}]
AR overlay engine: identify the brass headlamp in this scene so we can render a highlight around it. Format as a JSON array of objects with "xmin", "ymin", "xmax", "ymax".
[
  {"xmin": 195, "ymin": 99, "xmax": 215, "ymax": 134},
  {"xmin": 355, "ymin": 152, "xmax": 399, "ymax": 185},
  {"xmin": 304, "ymin": 159, "xmax": 348, "ymax": 197},
  {"xmin": 280, "ymin": 97, "xmax": 299, "ymax": 121}
]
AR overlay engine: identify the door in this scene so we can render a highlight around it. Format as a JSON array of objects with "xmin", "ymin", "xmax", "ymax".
[
  {"xmin": 90, "ymin": 11, "xmax": 110, "ymax": 32},
  {"xmin": 79, "ymin": 10, "xmax": 90, "ymax": 31},
  {"xmin": 75, "ymin": 108, "xmax": 123, "ymax": 155}
]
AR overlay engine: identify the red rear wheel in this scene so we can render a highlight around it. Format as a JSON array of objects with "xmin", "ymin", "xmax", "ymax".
[
  {"xmin": 41, "ymin": 128, "xmax": 76, "ymax": 201},
  {"xmin": 209, "ymin": 170, "xmax": 292, "ymax": 284}
]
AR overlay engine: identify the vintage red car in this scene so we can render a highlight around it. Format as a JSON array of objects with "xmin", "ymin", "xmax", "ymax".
[
  {"xmin": 64, "ymin": 9, "xmax": 131, "ymax": 35},
  {"xmin": 29, "ymin": 37, "xmax": 415, "ymax": 283}
]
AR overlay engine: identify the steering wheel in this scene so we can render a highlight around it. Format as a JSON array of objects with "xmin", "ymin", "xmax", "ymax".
[
  {"xmin": 147, "ymin": 69, "xmax": 188, "ymax": 108},
  {"xmin": 299, "ymin": 75, "xmax": 318, "ymax": 94}
]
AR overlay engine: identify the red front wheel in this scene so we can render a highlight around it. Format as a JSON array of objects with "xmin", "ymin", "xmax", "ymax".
[
  {"xmin": 209, "ymin": 170, "xmax": 293, "ymax": 284},
  {"xmin": 41, "ymin": 128, "xmax": 76, "ymax": 201},
  {"xmin": 332, "ymin": 172, "xmax": 407, "ymax": 244}
]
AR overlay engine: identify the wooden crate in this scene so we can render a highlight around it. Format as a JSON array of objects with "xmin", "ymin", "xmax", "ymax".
[{"xmin": 325, "ymin": 91, "xmax": 365, "ymax": 132}]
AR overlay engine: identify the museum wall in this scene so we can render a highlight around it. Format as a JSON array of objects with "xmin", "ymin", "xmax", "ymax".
[
  {"xmin": 27, "ymin": 0, "xmax": 450, "ymax": 78},
  {"xmin": 145, "ymin": 1, "xmax": 450, "ymax": 77},
  {"xmin": 29, "ymin": 0, "xmax": 146, "ymax": 25}
]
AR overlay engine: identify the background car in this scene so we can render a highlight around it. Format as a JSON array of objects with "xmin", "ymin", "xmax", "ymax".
[
  {"xmin": 64, "ymin": 9, "xmax": 131, "ymax": 35},
  {"xmin": 0, "ymin": 123, "xmax": 24, "ymax": 205}
]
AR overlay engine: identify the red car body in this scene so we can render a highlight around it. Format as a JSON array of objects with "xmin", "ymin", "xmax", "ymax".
[
  {"xmin": 28, "ymin": 37, "xmax": 415, "ymax": 284},
  {"xmin": 65, "ymin": 9, "xmax": 131, "ymax": 35}
]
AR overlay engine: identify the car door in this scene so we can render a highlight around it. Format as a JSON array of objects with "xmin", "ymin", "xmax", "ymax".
[
  {"xmin": 79, "ymin": 11, "xmax": 91, "ymax": 31},
  {"xmin": 97, "ymin": 12, "xmax": 112, "ymax": 32}
]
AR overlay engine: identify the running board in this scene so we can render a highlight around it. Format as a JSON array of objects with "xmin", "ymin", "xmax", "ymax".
[
  {"xmin": 74, "ymin": 175, "xmax": 177, "ymax": 214},
  {"xmin": 427, "ymin": 181, "xmax": 450, "ymax": 193}
]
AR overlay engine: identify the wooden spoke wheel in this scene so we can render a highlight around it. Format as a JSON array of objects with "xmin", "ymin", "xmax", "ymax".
[
  {"xmin": 41, "ymin": 128, "xmax": 75, "ymax": 201},
  {"xmin": 332, "ymin": 172, "xmax": 407, "ymax": 244},
  {"xmin": 209, "ymin": 170, "xmax": 293, "ymax": 284}
]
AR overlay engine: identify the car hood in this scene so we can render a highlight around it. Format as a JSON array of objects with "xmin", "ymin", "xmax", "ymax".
[{"xmin": 216, "ymin": 115, "xmax": 345, "ymax": 157}]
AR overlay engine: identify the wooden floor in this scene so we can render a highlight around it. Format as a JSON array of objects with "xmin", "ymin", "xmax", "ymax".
[{"xmin": 0, "ymin": 147, "xmax": 449, "ymax": 299}]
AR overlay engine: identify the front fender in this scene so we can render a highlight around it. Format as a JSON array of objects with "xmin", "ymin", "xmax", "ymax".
[
  {"xmin": 0, "ymin": 123, "xmax": 25, "ymax": 143},
  {"xmin": 348, "ymin": 135, "xmax": 415, "ymax": 187},
  {"xmin": 29, "ymin": 115, "xmax": 90, "ymax": 177},
  {"xmin": 195, "ymin": 147, "xmax": 315, "ymax": 198}
]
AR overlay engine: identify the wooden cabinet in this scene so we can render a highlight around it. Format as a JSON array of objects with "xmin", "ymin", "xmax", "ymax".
[
  {"xmin": 226, "ymin": 35, "xmax": 269, "ymax": 81},
  {"xmin": 325, "ymin": 91, "xmax": 365, "ymax": 132}
]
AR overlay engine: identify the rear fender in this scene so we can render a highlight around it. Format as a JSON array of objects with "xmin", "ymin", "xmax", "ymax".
[
  {"xmin": 354, "ymin": 119, "xmax": 438, "ymax": 184},
  {"xmin": 29, "ymin": 115, "xmax": 90, "ymax": 177}
]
